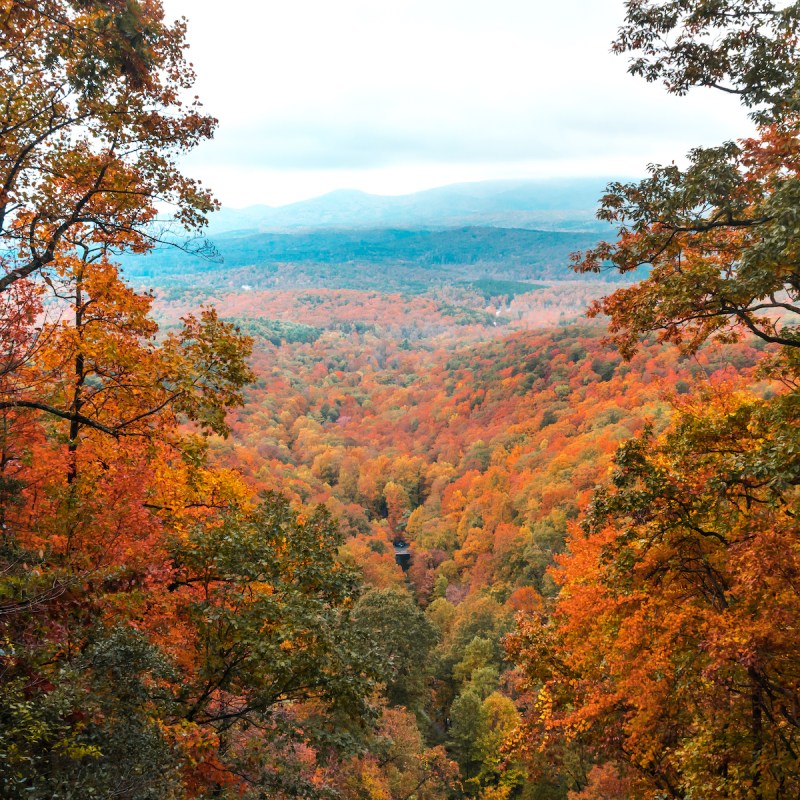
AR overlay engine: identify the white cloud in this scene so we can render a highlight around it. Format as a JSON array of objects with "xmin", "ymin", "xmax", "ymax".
[{"xmin": 163, "ymin": 0, "xmax": 753, "ymax": 206}]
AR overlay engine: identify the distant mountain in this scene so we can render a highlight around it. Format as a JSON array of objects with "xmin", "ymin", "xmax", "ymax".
[
  {"xmin": 122, "ymin": 180, "xmax": 628, "ymax": 295},
  {"xmin": 204, "ymin": 178, "xmax": 619, "ymax": 235}
]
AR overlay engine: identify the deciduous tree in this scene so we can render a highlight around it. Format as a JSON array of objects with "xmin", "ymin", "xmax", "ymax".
[{"xmin": 0, "ymin": 0, "xmax": 217, "ymax": 294}]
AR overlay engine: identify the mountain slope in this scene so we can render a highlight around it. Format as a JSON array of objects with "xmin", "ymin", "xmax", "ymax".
[
  {"xmin": 204, "ymin": 178, "xmax": 618, "ymax": 234},
  {"xmin": 123, "ymin": 226, "xmax": 609, "ymax": 293}
]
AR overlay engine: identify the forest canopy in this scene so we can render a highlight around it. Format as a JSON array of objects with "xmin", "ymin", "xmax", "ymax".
[{"xmin": 1, "ymin": 1, "xmax": 799, "ymax": 800}]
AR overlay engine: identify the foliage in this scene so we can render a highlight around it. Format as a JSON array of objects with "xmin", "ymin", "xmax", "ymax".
[
  {"xmin": 506, "ymin": 3, "xmax": 800, "ymax": 798},
  {"xmin": 170, "ymin": 495, "xmax": 376, "ymax": 738},
  {"xmin": 575, "ymin": 2, "xmax": 800, "ymax": 356},
  {"xmin": 613, "ymin": 0, "xmax": 800, "ymax": 118},
  {"xmin": 0, "ymin": 626, "xmax": 182, "ymax": 800},
  {"xmin": 230, "ymin": 317, "xmax": 323, "ymax": 346},
  {"xmin": 328, "ymin": 705, "xmax": 458, "ymax": 800},
  {"xmin": 350, "ymin": 587, "xmax": 439, "ymax": 711},
  {"xmin": 0, "ymin": 254, "xmax": 254, "ymax": 450},
  {"xmin": 463, "ymin": 279, "xmax": 547, "ymax": 302},
  {"xmin": 575, "ymin": 121, "xmax": 800, "ymax": 356},
  {"xmin": 0, "ymin": 0, "xmax": 217, "ymax": 295},
  {"xmin": 509, "ymin": 387, "xmax": 800, "ymax": 798}
]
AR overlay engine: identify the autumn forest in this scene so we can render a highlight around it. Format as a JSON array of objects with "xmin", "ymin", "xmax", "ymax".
[{"xmin": 1, "ymin": 2, "xmax": 800, "ymax": 799}]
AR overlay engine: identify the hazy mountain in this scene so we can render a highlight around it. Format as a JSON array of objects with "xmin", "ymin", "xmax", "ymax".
[
  {"xmin": 204, "ymin": 178, "xmax": 618, "ymax": 235},
  {"xmin": 123, "ymin": 179, "xmax": 624, "ymax": 294}
]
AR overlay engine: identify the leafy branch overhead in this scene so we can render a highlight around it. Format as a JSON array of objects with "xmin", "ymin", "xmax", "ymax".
[
  {"xmin": 572, "ymin": 2, "xmax": 800, "ymax": 356},
  {"xmin": 0, "ymin": 0, "xmax": 218, "ymax": 293},
  {"xmin": 615, "ymin": 0, "xmax": 800, "ymax": 116},
  {"xmin": 575, "ymin": 122, "xmax": 800, "ymax": 355}
]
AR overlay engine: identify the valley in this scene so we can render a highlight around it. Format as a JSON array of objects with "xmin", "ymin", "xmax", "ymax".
[{"xmin": 4, "ymin": 3, "xmax": 800, "ymax": 796}]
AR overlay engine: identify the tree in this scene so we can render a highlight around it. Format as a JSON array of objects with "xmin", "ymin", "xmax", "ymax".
[
  {"xmin": 506, "ymin": 2, "xmax": 800, "ymax": 798},
  {"xmin": 0, "ymin": 251, "xmax": 253, "ymax": 479},
  {"xmin": 0, "ymin": 5, "xmax": 283, "ymax": 794},
  {"xmin": 330, "ymin": 706, "xmax": 458, "ymax": 800},
  {"xmin": 164, "ymin": 494, "xmax": 379, "ymax": 794},
  {"xmin": 575, "ymin": 121, "xmax": 800, "ymax": 356},
  {"xmin": 575, "ymin": 1, "xmax": 800, "ymax": 356},
  {"xmin": 351, "ymin": 587, "xmax": 439, "ymax": 712},
  {"xmin": 0, "ymin": 625, "xmax": 186, "ymax": 800},
  {"xmin": 448, "ymin": 689, "xmax": 524, "ymax": 798},
  {"xmin": 0, "ymin": 493, "xmax": 384, "ymax": 798},
  {"xmin": 0, "ymin": 0, "xmax": 217, "ymax": 294},
  {"xmin": 510, "ymin": 390, "xmax": 800, "ymax": 798},
  {"xmin": 613, "ymin": 1, "xmax": 800, "ymax": 115}
]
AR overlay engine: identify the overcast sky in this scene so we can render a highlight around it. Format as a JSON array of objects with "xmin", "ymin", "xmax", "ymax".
[{"xmin": 162, "ymin": 0, "xmax": 752, "ymax": 208}]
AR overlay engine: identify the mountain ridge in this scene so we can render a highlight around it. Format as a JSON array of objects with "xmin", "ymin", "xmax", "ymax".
[{"xmin": 205, "ymin": 177, "xmax": 621, "ymax": 235}]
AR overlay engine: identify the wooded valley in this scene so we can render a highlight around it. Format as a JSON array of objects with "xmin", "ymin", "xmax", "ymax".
[{"xmin": 1, "ymin": 2, "xmax": 799, "ymax": 799}]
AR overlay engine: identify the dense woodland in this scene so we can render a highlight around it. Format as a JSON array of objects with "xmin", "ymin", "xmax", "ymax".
[
  {"xmin": 1, "ymin": 2, "xmax": 800, "ymax": 799},
  {"xmin": 122, "ymin": 229, "xmax": 613, "ymax": 297}
]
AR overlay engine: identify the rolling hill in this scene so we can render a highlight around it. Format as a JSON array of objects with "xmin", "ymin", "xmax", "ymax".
[{"xmin": 202, "ymin": 178, "xmax": 618, "ymax": 235}]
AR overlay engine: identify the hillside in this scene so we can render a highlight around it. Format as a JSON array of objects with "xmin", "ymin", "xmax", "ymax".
[
  {"xmin": 202, "ymin": 309, "xmax": 769, "ymax": 797},
  {"xmin": 124, "ymin": 226, "xmax": 613, "ymax": 295}
]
